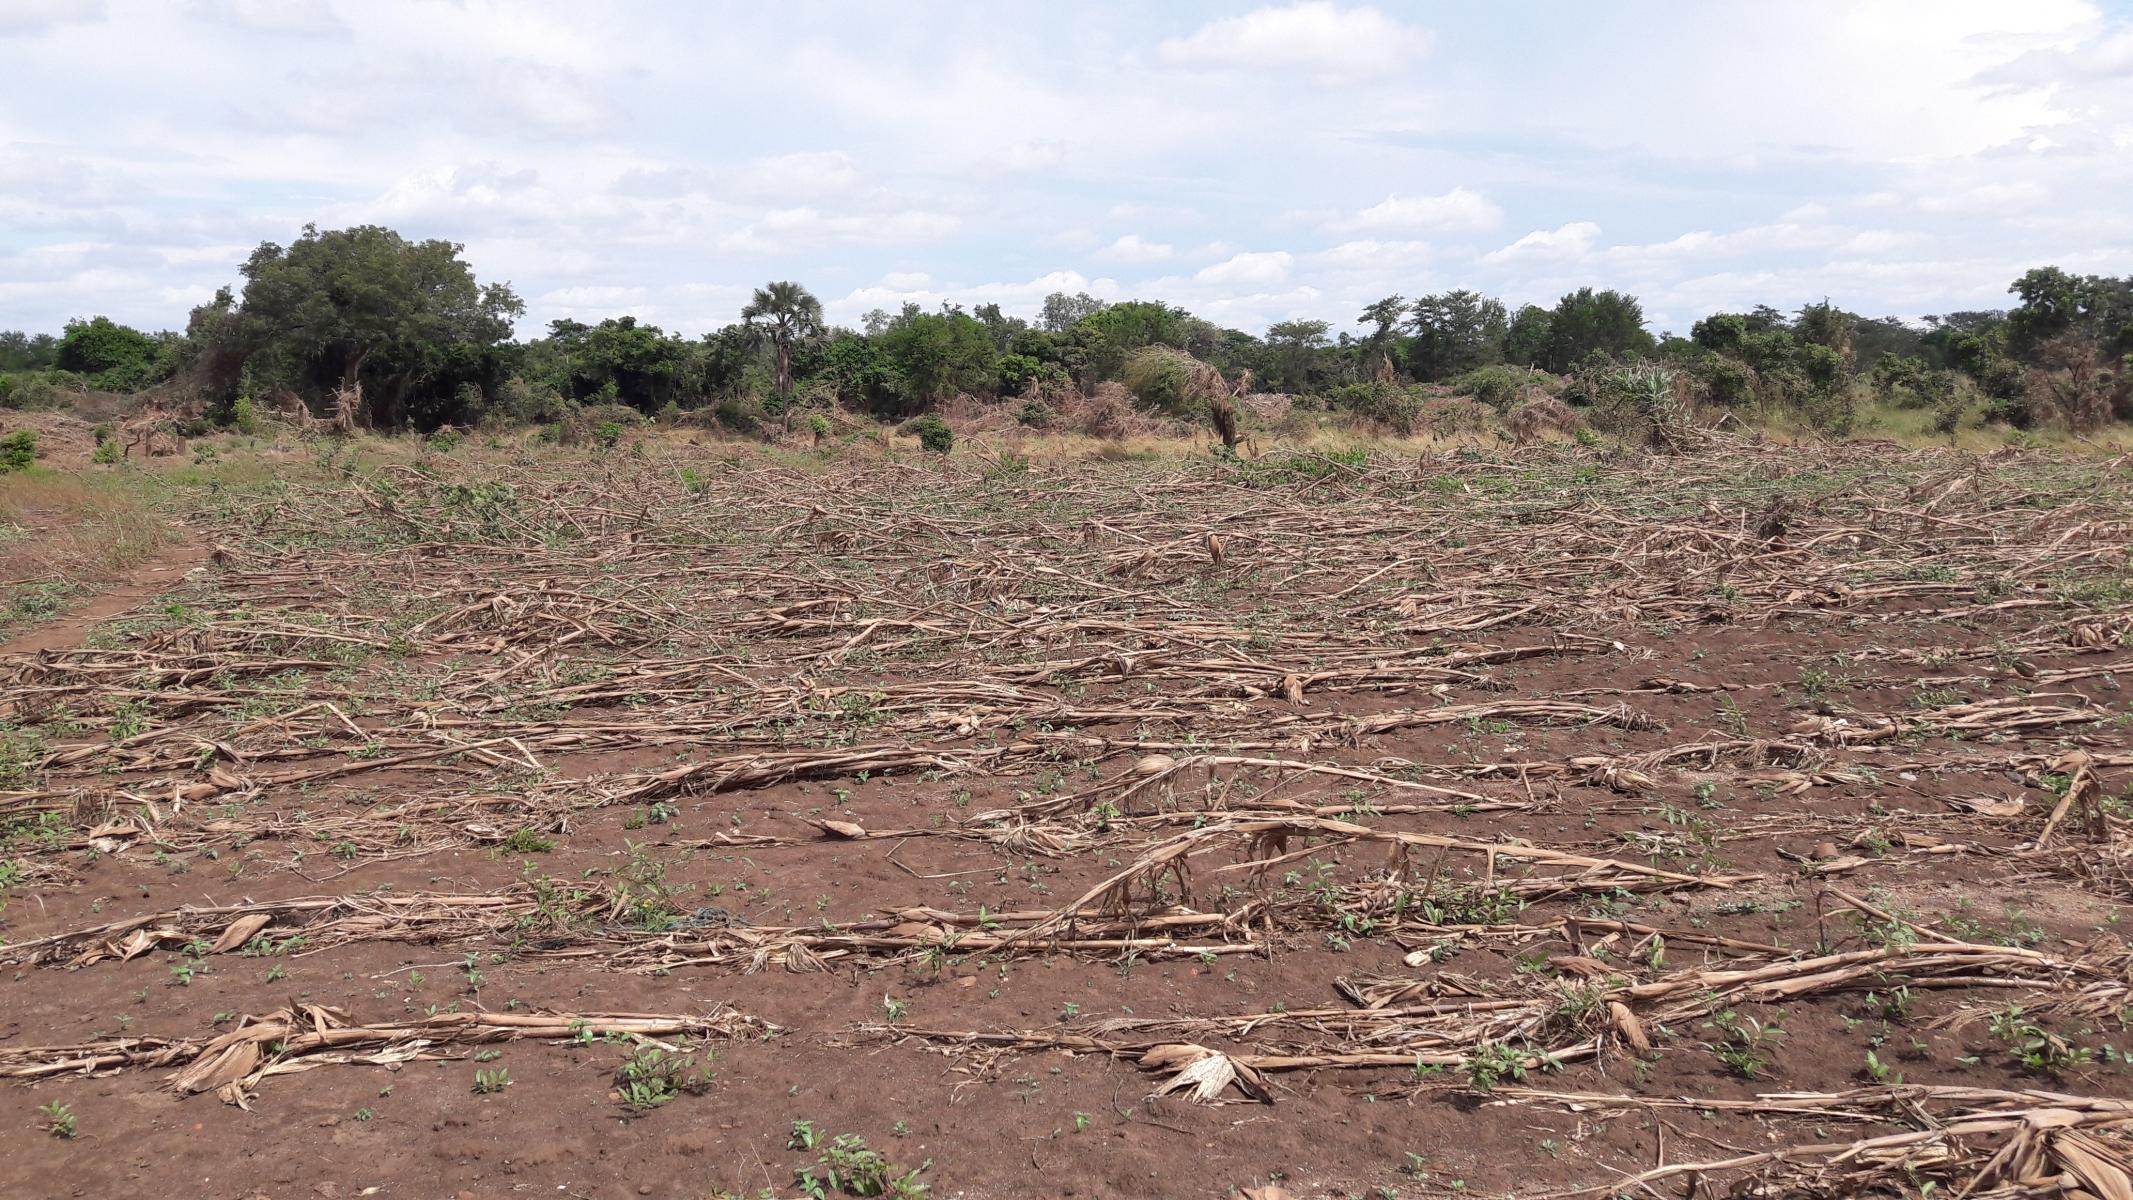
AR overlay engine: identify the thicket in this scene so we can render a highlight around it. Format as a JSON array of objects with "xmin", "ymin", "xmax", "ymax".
[{"xmin": 6, "ymin": 225, "xmax": 2128, "ymax": 443}]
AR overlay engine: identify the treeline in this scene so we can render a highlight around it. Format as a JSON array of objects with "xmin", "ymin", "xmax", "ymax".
[{"xmin": 2, "ymin": 222, "xmax": 2128, "ymax": 437}]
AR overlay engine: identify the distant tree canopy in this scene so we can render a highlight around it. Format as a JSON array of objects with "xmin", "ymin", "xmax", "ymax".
[
  {"xmin": 56, "ymin": 316, "xmax": 160, "ymax": 384},
  {"xmin": 1408, "ymin": 290, "xmax": 1507, "ymax": 380},
  {"xmin": 1537, "ymin": 288, "xmax": 1655, "ymax": 372},
  {"xmin": 0, "ymin": 330, "xmax": 59, "ymax": 373},
  {"xmin": 11, "ymin": 219, "xmax": 2132, "ymax": 438}
]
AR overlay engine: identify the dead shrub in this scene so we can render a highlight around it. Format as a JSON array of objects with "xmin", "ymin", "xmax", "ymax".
[{"xmin": 1508, "ymin": 396, "xmax": 1582, "ymax": 443}]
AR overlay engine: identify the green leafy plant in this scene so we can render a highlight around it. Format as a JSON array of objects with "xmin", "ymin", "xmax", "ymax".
[
  {"xmin": 615, "ymin": 1043, "xmax": 717, "ymax": 1111},
  {"xmin": 472, "ymin": 1068, "xmax": 511, "ymax": 1094},
  {"xmin": 498, "ymin": 828, "xmax": 555, "ymax": 853},
  {"xmin": 794, "ymin": 1133, "xmax": 932, "ymax": 1199},
  {"xmin": 1990, "ymin": 1006, "xmax": 2092, "ymax": 1075},
  {"xmin": 38, "ymin": 1101, "xmax": 74, "ymax": 1138},
  {"xmin": 1464, "ymin": 1041, "xmax": 1552, "ymax": 1092},
  {"xmin": 1704, "ymin": 1010, "xmax": 1784, "ymax": 1079}
]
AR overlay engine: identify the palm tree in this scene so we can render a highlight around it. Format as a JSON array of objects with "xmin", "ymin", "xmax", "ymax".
[{"xmin": 741, "ymin": 281, "xmax": 824, "ymax": 427}]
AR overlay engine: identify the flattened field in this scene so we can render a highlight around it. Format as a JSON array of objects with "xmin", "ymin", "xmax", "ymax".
[{"xmin": 4, "ymin": 438, "xmax": 2133, "ymax": 1199}]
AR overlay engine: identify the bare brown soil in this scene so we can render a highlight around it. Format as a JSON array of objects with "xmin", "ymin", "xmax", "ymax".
[{"xmin": 2, "ymin": 437, "xmax": 2131, "ymax": 1199}]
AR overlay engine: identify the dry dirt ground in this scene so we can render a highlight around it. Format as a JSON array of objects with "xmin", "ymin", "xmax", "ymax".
[{"xmin": 3, "ymin": 435, "xmax": 2132, "ymax": 1200}]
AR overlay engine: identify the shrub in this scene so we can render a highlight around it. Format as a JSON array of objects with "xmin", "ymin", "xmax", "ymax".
[
  {"xmin": 997, "ymin": 353, "xmax": 1058, "ymax": 396},
  {"xmin": 655, "ymin": 401, "xmax": 683, "ymax": 425},
  {"xmin": 91, "ymin": 439, "xmax": 121, "ymax": 465},
  {"xmin": 1508, "ymin": 396, "xmax": 1581, "ymax": 443},
  {"xmin": 493, "ymin": 378, "xmax": 573, "ymax": 426},
  {"xmin": 229, "ymin": 395, "xmax": 261, "ymax": 435},
  {"xmin": 0, "ymin": 373, "xmax": 67, "ymax": 411},
  {"xmin": 1122, "ymin": 346, "xmax": 1196, "ymax": 414},
  {"xmin": 1692, "ymin": 354, "xmax": 1755, "ymax": 407},
  {"xmin": 1123, "ymin": 346, "xmax": 1233, "ymax": 419},
  {"xmin": 908, "ymin": 413, "xmax": 954, "ymax": 454},
  {"xmin": 1326, "ymin": 382, "xmax": 1427, "ymax": 435},
  {"xmin": 0, "ymin": 430, "xmax": 39, "ymax": 473},
  {"xmin": 1016, "ymin": 398, "xmax": 1052, "ymax": 428},
  {"xmin": 1588, "ymin": 363, "xmax": 1693, "ymax": 449},
  {"xmin": 1796, "ymin": 385, "xmax": 1859, "ymax": 437},
  {"xmin": 1452, "ymin": 364, "xmax": 1537, "ymax": 413},
  {"xmin": 806, "ymin": 411, "xmax": 832, "ymax": 442},
  {"xmin": 713, "ymin": 396, "xmax": 764, "ymax": 436},
  {"xmin": 593, "ymin": 420, "xmax": 623, "ymax": 450}
]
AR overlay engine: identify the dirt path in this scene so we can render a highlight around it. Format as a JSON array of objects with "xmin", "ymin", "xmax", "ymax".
[{"xmin": 0, "ymin": 533, "xmax": 210, "ymax": 655}]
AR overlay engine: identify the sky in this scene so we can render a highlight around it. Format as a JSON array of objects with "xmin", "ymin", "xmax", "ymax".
[{"xmin": 3, "ymin": 0, "xmax": 2132, "ymax": 340}]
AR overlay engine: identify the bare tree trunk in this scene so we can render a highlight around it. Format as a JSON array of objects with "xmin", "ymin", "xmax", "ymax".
[{"xmin": 777, "ymin": 342, "xmax": 794, "ymax": 434}]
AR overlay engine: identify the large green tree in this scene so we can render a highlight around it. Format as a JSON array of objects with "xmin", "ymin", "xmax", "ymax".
[
  {"xmin": 1069, "ymin": 300, "xmax": 1187, "ymax": 385},
  {"xmin": 56, "ymin": 316, "xmax": 159, "ymax": 383},
  {"xmin": 1407, "ymin": 290, "xmax": 1507, "ymax": 380},
  {"xmin": 1040, "ymin": 291, "xmax": 1108, "ymax": 333},
  {"xmin": 1358, "ymin": 295, "xmax": 1406, "ymax": 376},
  {"xmin": 208, "ymin": 224, "xmax": 522, "ymax": 426},
  {"xmin": 875, "ymin": 309, "xmax": 997, "ymax": 415},
  {"xmin": 537, "ymin": 316, "xmax": 693, "ymax": 412},
  {"xmin": 1264, "ymin": 319, "xmax": 1331, "ymax": 392},
  {"xmin": 1501, "ymin": 305, "xmax": 1553, "ymax": 367},
  {"xmin": 741, "ymin": 281, "xmax": 824, "ymax": 417},
  {"xmin": 1540, "ymin": 288, "xmax": 1654, "ymax": 371}
]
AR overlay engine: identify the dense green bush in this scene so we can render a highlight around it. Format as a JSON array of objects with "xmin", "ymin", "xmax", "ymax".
[
  {"xmin": 1325, "ymin": 382, "xmax": 1427, "ymax": 435},
  {"xmin": 492, "ymin": 378, "xmax": 573, "ymax": 425},
  {"xmin": 1451, "ymin": 364, "xmax": 1537, "ymax": 413},
  {"xmin": 0, "ymin": 430, "xmax": 38, "ymax": 473},
  {"xmin": 1692, "ymin": 354, "xmax": 1755, "ymax": 407},
  {"xmin": 908, "ymin": 413, "xmax": 954, "ymax": 453},
  {"xmin": 996, "ymin": 353, "xmax": 1058, "ymax": 396},
  {"xmin": 56, "ymin": 316, "xmax": 158, "ymax": 381},
  {"xmin": 0, "ymin": 372, "xmax": 68, "ymax": 411}
]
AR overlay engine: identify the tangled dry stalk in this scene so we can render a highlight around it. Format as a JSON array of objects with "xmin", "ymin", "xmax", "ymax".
[{"xmin": 2, "ymin": 434, "xmax": 2129, "ymax": 1197}]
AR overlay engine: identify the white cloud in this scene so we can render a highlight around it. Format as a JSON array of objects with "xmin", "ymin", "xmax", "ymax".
[
  {"xmin": 739, "ymin": 152, "xmax": 863, "ymax": 200},
  {"xmin": 3, "ymin": 2, "xmax": 2131, "ymax": 339},
  {"xmin": 1313, "ymin": 239, "xmax": 1432, "ymax": 269},
  {"xmin": 1195, "ymin": 250, "xmax": 1294, "ymax": 285},
  {"xmin": 1331, "ymin": 188, "xmax": 1502, "ymax": 234},
  {"xmin": 1101, "ymin": 234, "xmax": 1174, "ymax": 263},
  {"xmin": 1835, "ymin": 229, "xmax": 1926, "ymax": 255},
  {"xmin": 1157, "ymin": 3, "xmax": 1431, "ymax": 78},
  {"xmin": 1917, "ymin": 181, "xmax": 2050, "ymax": 215},
  {"xmin": 1108, "ymin": 202, "xmax": 1199, "ymax": 224},
  {"xmin": 1483, "ymin": 221, "xmax": 1601, "ymax": 264},
  {"xmin": 189, "ymin": 0, "xmax": 346, "ymax": 37},
  {"xmin": 0, "ymin": 0, "xmax": 106, "ymax": 35},
  {"xmin": 718, "ymin": 208, "xmax": 959, "ymax": 254},
  {"xmin": 999, "ymin": 139, "xmax": 1066, "ymax": 173}
]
